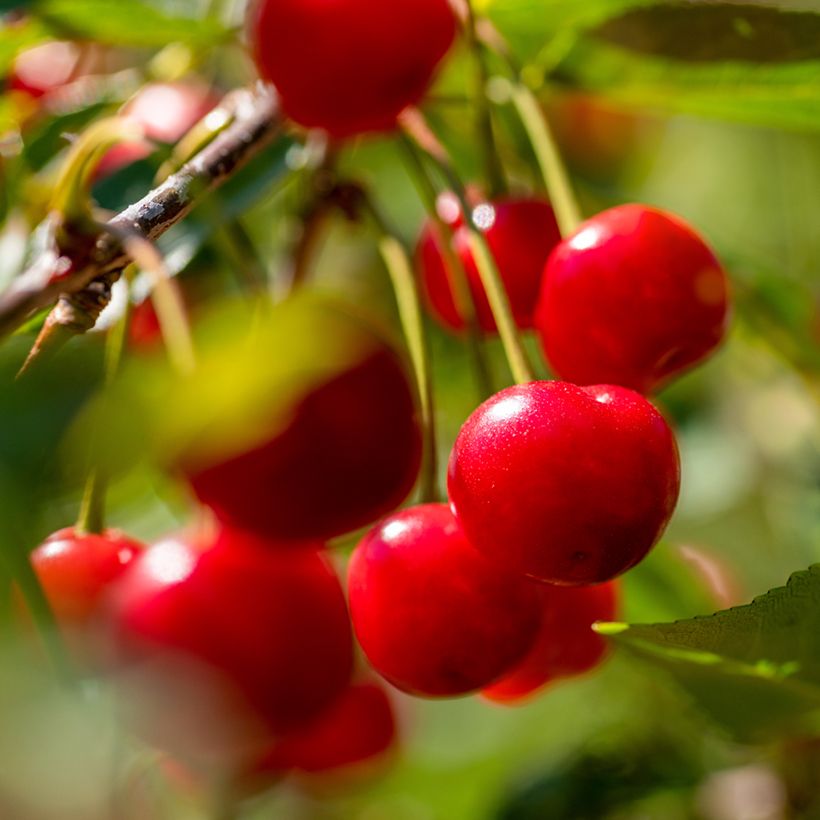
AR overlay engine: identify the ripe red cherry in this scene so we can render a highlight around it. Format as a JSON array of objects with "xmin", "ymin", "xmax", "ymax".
[
  {"xmin": 416, "ymin": 197, "xmax": 562, "ymax": 333},
  {"xmin": 249, "ymin": 0, "xmax": 456, "ymax": 137},
  {"xmin": 95, "ymin": 82, "xmax": 217, "ymax": 179},
  {"xmin": 245, "ymin": 679, "xmax": 396, "ymax": 789},
  {"xmin": 28, "ymin": 527, "xmax": 142, "ymax": 662},
  {"xmin": 448, "ymin": 381, "xmax": 680, "ymax": 585},
  {"xmin": 184, "ymin": 344, "xmax": 421, "ymax": 543},
  {"xmin": 108, "ymin": 528, "xmax": 353, "ymax": 768},
  {"xmin": 536, "ymin": 204, "xmax": 730, "ymax": 393},
  {"xmin": 8, "ymin": 41, "xmax": 82, "ymax": 99},
  {"xmin": 483, "ymin": 581, "xmax": 618, "ymax": 704},
  {"xmin": 348, "ymin": 504, "xmax": 542, "ymax": 697}
]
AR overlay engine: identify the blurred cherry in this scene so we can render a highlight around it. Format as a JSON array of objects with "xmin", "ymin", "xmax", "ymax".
[
  {"xmin": 483, "ymin": 581, "xmax": 619, "ymax": 703},
  {"xmin": 107, "ymin": 528, "xmax": 353, "ymax": 771},
  {"xmin": 416, "ymin": 196, "xmax": 561, "ymax": 333}
]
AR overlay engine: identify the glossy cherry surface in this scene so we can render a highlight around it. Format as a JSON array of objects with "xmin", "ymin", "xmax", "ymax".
[
  {"xmin": 250, "ymin": 0, "xmax": 456, "ymax": 137},
  {"xmin": 416, "ymin": 197, "xmax": 562, "ymax": 333},
  {"xmin": 483, "ymin": 580, "xmax": 618, "ymax": 703},
  {"xmin": 186, "ymin": 346, "xmax": 422, "ymax": 542},
  {"xmin": 448, "ymin": 381, "xmax": 680, "ymax": 585},
  {"xmin": 29, "ymin": 527, "xmax": 142, "ymax": 661},
  {"xmin": 108, "ymin": 528, "xmax": 353, "ymax": 766},
  {"xmin": 536, "ymin": 204, "xmax": 730, "ymax": 393},
  {"xmin": 348, "ymin": 504, "xmax": 542, "ymax": 697}
]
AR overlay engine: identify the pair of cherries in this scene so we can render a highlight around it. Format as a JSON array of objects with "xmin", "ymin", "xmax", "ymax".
[{"xmin": 348, "ymin": 376, "xmax": 677, "ymax": 700}]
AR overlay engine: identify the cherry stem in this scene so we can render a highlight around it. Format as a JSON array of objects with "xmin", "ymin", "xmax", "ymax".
[
  {"xmin": 75, "ymin": 288, "xmax": 130, "ymax": 535},
  {"xmin": 109, "ymin": 227, "xmax": 196, "ymax": 375},
  {"xmin": 465, "ymin": 0, "xmax": 507, "ymax": 198},
  {"xmin": 362, "ymin": 196, "xmax": 440, "ymax": 504},
  {"xmin": 397, "ymin": 136, "xmax": 493, "ymax": 398},
  {"xmin": 399, "ymin": 110, "xmax": 535, "ymax": 385},
  {"xmin": 508, "ymin": 82, "xmax": 582, "ymax": 237},
  {"xmin": 473, "ymin": 20, "xmax": 582, "ymax": 238}
]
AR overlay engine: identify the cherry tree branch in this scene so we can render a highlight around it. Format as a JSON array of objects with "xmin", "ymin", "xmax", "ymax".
[{"xmin": 0, "ymin": 83, "xmax": 283, "ymax": 345}]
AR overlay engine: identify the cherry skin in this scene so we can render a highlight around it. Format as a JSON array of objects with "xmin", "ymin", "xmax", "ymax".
[
  {"xmin": 536, "ymin": 204, "xmax": 730, "ymax": 394},
  {"xmin": 416, "ymin": 197, "xmax": 562, "ymax": 333},
  {"xmin": 448, "ymin": 381, "xmax": 680, "ymax": 585},
  {"xmin": 249, "ymin": 0, "xmax": 456, "ymax": 138},
  {"xmin": 28, "ymin": 527, "xmax": 142, "ymax": 663},
  {"xmin": 242, "ymin": 679, "xmax": 396, "ymax": 791},
  {"xmin": 483, "ymin": 580, "xmax": 619, "ymax": 704},
  {"xmin": 348, "ymin": 504, "xmax": 542, "ymax": 697},
  {"xmin": 107, "ymin": 528, "xmax": 353, "ymax": 769},
  {"xmin": 184, "ymin": 344, "xmax": 422, "ymax": 543}
]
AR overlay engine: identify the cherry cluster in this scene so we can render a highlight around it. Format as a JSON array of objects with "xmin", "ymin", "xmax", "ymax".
[{"xmin": 17, "ymin": 0, "xmax": 730, "ymax": 800}]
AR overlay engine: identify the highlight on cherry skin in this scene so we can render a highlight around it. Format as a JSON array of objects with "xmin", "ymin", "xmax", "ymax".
[
  {"xmin": 416, "ymin": 195, "xmax": 562, "ymax": 332},
  {"xmin": 483, "ymin": 580, "xmax": 619, "ymax": 704},
  {"xmin": 347, "ymin": 503, "xmax": 543, "ymax": 698},
  {"xmin": 250, "ymin": 0, "xmax": 456, "ymax": 137},
  {"xmin": 105, "ymin": 528, "xmax": 353, "ymax": 772},
  {"xmin": 536, "ymin": 203, "xmax": 730, "ymax": 394},
  {"xmin": 448, "ymin": 381, "xmax": 681, "ymax": 586}
]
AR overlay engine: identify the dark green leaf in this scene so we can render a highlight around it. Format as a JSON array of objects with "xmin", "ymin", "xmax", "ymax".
[
  {"xmin": 594, "ymin": 4, "xmax": 820, "ymax": 63},
  {"xmin": 600, "ymin": 565, "xmax": 820, "ymax": 740}
]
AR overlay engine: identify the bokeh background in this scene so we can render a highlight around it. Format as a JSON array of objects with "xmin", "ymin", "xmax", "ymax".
[{"xmin": 1, "ymin": 0, "xmax": 819, "ymax": 818}]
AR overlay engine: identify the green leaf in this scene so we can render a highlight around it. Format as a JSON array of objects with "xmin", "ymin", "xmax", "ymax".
[
  {"xmin": 600, "ymin": 565, "xmax": 820, "ymax": 741},
  {"xmin": 593, "ymin": 4, "xmax": 820, "ymax": 63},
  {"xmin": 0, "ymin": 17, "xmax": 49, "ymax": 77},
  {"xmin": 65, "ymin": 294, "xmax": 398, "ymax": 482},
  {"xmin": 551, "ymin": 37, "xmax": 820, "ymax": 131},
  {"xmin": 27, "ymin": 0, "xmax": 229, "ymax": 48}
]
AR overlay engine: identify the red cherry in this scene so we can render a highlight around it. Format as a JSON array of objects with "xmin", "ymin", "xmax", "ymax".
[
  {"xmin": 185, "ymin": 345, "xmax": 422, "ymax": 542},
  {"xmin": 448, "ymin": 381, "xmax": 680, "ymax": 585},
  {"xmin": 483, "ymin": 581, "xmax": 618, "ymax": 704},
  {"xmin": 348, "ymin": 504, "xmax": 542, "ymax": 697},
  {"xmin": 127, "ymin": 298, "xmax": 163, "ymax": 350},
  {"xmin": 416, "ymin": 197, "xmax": 562, "ymax": 333},
  {"xmin": 246, "ymin": 679, "xmax": 396, "ymax": 788},
  {"xmin": 123, "ymin": 82, "xmax": 217, "ymax": 144},
  {"xmin": 28, "ymin": 527, "xmax": 142, "ymax": 663},
  {"xmin": 108, "ymin": 529, "xmax": 352, "ymax": 768},
  {"xmin": 249, "ymin": 0, "xmax": 456, "ymax": 138},
  {"xmin": 95, "ymin": 82, "xmax": 217, "ymax": 180},
  {"xmin": 8, "ymin": 41, "xmax": 82, "ymax": 99},
  {"xmin": 536, "ymin": 204, "xmax": 730, "ymax": 393}
]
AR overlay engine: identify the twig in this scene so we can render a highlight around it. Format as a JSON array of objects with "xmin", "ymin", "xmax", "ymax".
[{"xmin": 0, "ymin": 84, "xmax": 283, "ymax": 344}]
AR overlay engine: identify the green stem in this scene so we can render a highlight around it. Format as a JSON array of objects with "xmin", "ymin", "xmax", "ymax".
[
  {"xmin": 465, "ymin": 0, "xmax": 506, "ymax": 198},
  {"xmin": 215, "ymin": 216, "xmax": 271, "ymax": 295},
  {"xmin": 400, "ymin": 113, "xmax": 535, "ymax": 384},
  {"xmin": 364, "ymin": 198, "xmax": 439, "ymax": 503},
  {"xmin": 508, "ymin": 81, "xmax": 582, "ymax": 237},
  {"xmin": 76, "ymin": 275, "xmax": 131, "ymax": 535},
  {"xmin": 397, "ymin": 137, "xmax": 493, "ymax": 398}
]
